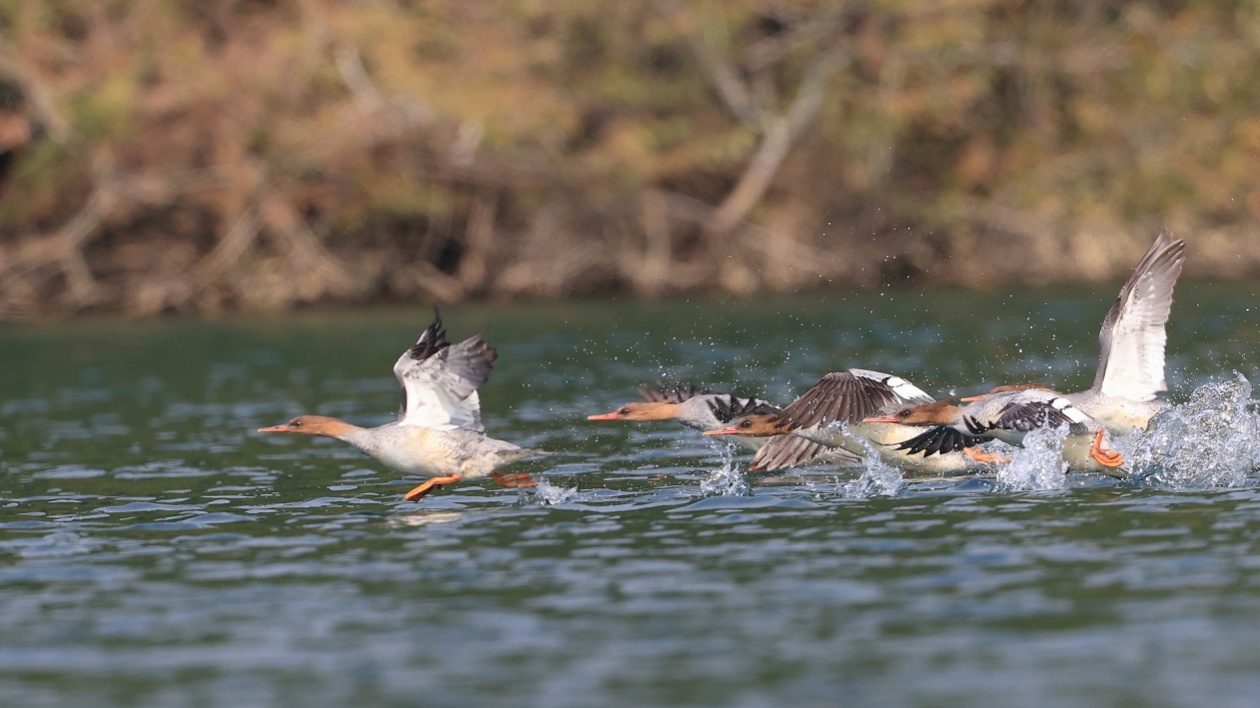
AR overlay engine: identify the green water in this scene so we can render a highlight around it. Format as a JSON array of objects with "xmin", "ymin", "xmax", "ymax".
[{"xmin": 2, "ymin": 285, "xmax": 1260, "ymax": 706}]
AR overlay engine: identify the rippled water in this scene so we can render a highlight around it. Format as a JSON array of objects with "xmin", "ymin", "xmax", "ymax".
[{"xmin": 3, "ymin": 286, "xmax": 1260, "ymax": 706}]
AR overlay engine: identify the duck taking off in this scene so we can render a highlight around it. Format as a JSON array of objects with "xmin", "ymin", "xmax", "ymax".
[
  {"xmin": 865, "ymin": 387, "xmax": 1125, "ymax": 475},
  {"xmin": 258, "ymin": 309, "xmax": 548, "ymax": 501},
  {"xmin": 964, "ymin": 231, "xmax": 1186, "ymax": 432}
]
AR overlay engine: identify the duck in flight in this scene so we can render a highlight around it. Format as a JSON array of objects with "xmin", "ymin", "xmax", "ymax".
[
  {"xmin": 963, "ymin": 231, "xmax": 1185, "ymax": 433},
  {"xmin": 588, "ymin": 383, "xmax": 860, "ymax": 466},
  {"xmin": 258, "ymin": 309, "xmax": 548, "ymax": 500},
  {"xmin": 704, "ymin": 369, "xmax": 985, "ymax": 475}
]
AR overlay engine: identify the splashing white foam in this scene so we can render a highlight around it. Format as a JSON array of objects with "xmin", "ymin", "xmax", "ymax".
[
  {"xmin": 700, "ymin": 461, "xmax": 752, "ymax": 497},
  {"xmin": 997, "ymin": 426, "xmax": 1069, "ymax": 492},
  {"xmin": 533, "ymin": 478, "xmax": 580, "ymax": 505},
  {"xmin": 1127, "ymin": 373, "xmax": 1260, "ymax": 489},
  {"xmin": 839, "ymin": 445, "xmax": 904, "ymax": 499}
]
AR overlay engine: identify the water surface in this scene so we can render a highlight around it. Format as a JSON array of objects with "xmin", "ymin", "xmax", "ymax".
[{"xmin": 2, "ymin": 285, "xmax": 1260, "ymax": 706}]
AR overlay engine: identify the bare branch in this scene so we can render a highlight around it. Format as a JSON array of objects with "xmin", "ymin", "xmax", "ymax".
[
  {"xmin": 457, "ymin": 189, "xmax": 499, "ymax": 291},
  {"xmin": 704, "ymin": 48, "xmax": 848, "ymax": 238},
  {"xmin": 197, "ymin": 203, "xmax": 261, "ymax": 278},
  {"xmin": 0, "ymin": 39, "xmax": 70, "ymax": 142}
]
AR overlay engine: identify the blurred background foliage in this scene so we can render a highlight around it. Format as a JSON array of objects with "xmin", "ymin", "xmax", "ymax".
[{"xmin": 0, "ymin": 0, "xmax": 1257, "ymax": 319}]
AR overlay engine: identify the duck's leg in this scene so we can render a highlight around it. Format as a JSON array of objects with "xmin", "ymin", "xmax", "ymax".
[
  {"xmin": 963, "ymin": 447, "xmax": 1010, "ymax": 464},
  {"xmin": 404, "ymin": 474, "xmax": 462, "ymax": 501},
  {"xmin": 491, "ymin": 472, "xmax": 537, "ymax": 488},
  {"xmin": 1088, "ymin": 429, "xmax": 1125, "ymax": 468}
]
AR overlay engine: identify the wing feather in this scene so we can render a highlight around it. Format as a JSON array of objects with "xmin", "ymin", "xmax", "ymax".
[
  {"xmin": 1093, "ymin": 231, "xmax": 1185, "ymax": 400},
  {"xmin": 750, "ymin": 434, "xmax": 860, "ymax": 471},
  {"xmin": 770, "ymin": 369, "xmax": 934, "ymax": 431},
  {"xmin": 890, "ymin": 426, "xmax": 986, "ymax": 457},
  {"xmin": 392, "ymin": 309, "xmax": 496, "ymax": 430},
  {"xmin": 638, "ymin": 382, "xmax": 712, "ymax": 403}
]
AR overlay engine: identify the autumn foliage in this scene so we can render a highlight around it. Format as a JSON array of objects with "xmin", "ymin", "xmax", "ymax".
[{"xmin": 1, "ymin": 1, "xmax": 1258, "ymax": 319}]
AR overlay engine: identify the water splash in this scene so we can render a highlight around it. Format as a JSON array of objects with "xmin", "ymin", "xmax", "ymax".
[
  {"xmin": 839, "ymin": 445, "xmax": 904, "ymax": 499},
  {"xmin": 997, "ymin": 426, "xmax": 1068, "ymax": 492},
  {"xmin": 699, "ymin": 447, "xmax": 752, "ymax": 497},
  {"xmin": 695, "ymin": 438, "xmax": 750, "ymax": 493},
  {"xmin": 533, "ymin": 478, "xmax": 580, "ymax": 505},
  {"xmin": 1128, "ymin": 374, "xmax": 1260, "ymax": 489}
]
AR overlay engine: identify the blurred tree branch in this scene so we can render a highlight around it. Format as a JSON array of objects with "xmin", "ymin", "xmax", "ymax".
[{"xmin": 0, "ymin": 0, "xmax": 1257, "ymax": 319}]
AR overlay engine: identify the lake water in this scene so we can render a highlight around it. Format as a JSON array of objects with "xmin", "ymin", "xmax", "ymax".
[{"xmin": 2, "ymin": 285, "xmax": 1260, "ymax": 706}]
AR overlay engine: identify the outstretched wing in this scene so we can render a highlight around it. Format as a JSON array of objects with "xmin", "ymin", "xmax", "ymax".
[
  {"xmin": 706, "ymin": 394, "xmax": 780, "ymax": 424},
  {"xmin": 750, "ymin": 434, "xmax": 861, "ymax": 471},
  {"xmin": 638, "ymin": 382, "xmax": 712, "ymax": 403},
  {"xmin": 392, "ymin": 308, "xmax": 496, "ymax": 431},
  {"xmin": 890, "ymin": 426, "xmax": 987, "ymax": 457},
  {"xmin": 770, "ymin": 369, "xmax": 934, "ymax": 430},
  {"xmin": 1093, "ymin": 231, "xmax": 1185, "ymax": 401},
  {"xmin": 990, "ymin": 396, "xmax": 1085, "ymax": 434}
]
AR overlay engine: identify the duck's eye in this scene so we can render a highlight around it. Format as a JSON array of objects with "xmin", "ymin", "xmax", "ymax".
[
  {"xmin": 619, "ymin": 407, "xmax": 632, "ymax": 415},
  {"xmin": 897, "ymin": 409, "xmax": 910, "ymax": 418},
  {"xmin": 739, "ymin": 419, "xmax": 753, "ymax": 428},
  {"xmin": 290, "ymin": 419, "xmax": 303, "ymax": 428}
]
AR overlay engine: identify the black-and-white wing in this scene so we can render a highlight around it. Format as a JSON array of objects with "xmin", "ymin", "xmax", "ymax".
[
  {"xmin": 1092, "ymin": 231, "xmax": 1185, "ymax": 401},
  {"xmin": 988, "ymin": 395, "xmax": 1089, "ymax": 435},
  {"xmin": 705, "ymin": 394, "xmax": 781, "ymax": 424},
  {"xmin": 638, "ymin": 382, "xmax": 712, "ymax": 403},
  {"xmin": 392, "ymin": 309, "xmax": 496, "ymax": 431},
  {"xmin": 770, "ymin": 369, "xmax": 934, "ymax": 430},
  {"xmin": 890, "ymin": 426, "xmax": 987, "ymax": 457}
]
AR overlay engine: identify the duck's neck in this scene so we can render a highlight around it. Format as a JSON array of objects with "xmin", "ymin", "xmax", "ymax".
[{"xmin": 327, "ymin": 421, "xmax": 375, "ymax": 448}]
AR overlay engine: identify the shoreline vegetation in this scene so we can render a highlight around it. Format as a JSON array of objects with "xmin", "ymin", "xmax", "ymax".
[{"xmin": 1, "ymin": 2, "xmax": 1258, "ymax": 321}]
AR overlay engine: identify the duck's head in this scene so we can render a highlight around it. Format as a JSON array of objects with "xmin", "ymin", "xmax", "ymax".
[
  {"xmin": 257, "ymin": 415, "xmax": 353, "ymax": 438},
  {"xmin": 863, "ymin": 399, "xmax": 958, "ymax": 426},
  {"xmin": 703, "ymin": 413, "xmax": 789, "ymax": 437},
  {"xmin": 587, "ymin": 401, "xmax": 679, "ymax": 422}
]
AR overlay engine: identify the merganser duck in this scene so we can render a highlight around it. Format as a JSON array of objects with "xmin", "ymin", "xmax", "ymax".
[
  {"xmin": 964, "ymin": 231, "xmax": 1185, "ymax": 432},
  {"xmin": 705, "ymin": 369, "xmax": 983, "ymax": 474},
  {"xmin": 258, "ymin": 309, "xmax": 548, "ymax": 501},
  {"xmin": 588, "ymin": 383, "xmax": 857, "ymax": 466},
  {"xmin": 588, "ymin": 383, "xmax": 780, "ymax": 446},
  {"xmin": 865, "ymin": 388, "xmax": 1125, "ymax": 475}
]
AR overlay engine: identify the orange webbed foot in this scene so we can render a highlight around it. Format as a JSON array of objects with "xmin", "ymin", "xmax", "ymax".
[
  {"xmin": 963, "ymin": 447, "xmax": 1010, "ymax": 464},
  {"xmin": 403, "ymin": 473, "xmax": 463, "ymax": 501},
  {"xmin": 491, "ymin": 472, "xmax": 537, "ymax": 489},
  {"xmin": 1089, "ymin": 429, "xmax": 1125, "ymax": 468}
]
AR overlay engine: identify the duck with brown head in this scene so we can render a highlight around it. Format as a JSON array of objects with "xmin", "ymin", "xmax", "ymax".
[
  {"xmin": 961, "ymin": 231, "xmax": 1185, "ymax": 433},
  {"xmin": 258, "ymin": 308, "xmax": 548, "ymax": 501},
  {"xmin": 589, "ymin": 383, "xmax": 859, "ymax": 467},
  {"xmin": 866, "ymin": 387, "xmax": 1126, "ymax": 475},
  {"xmin": 704, "ymin": 369, "xmax": 989, "ymax": 476}
]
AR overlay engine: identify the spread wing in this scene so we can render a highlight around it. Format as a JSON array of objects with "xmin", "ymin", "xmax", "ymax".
[
  {"xmin": 1093, "ymin": 231, "xmax": 1185, "ymax": 401},
  {"xmin": 750, "ymin": 434, "xmax": 861, "ymax": 471},
  {"xmin": 392, "ymin": 309, "xmax": 496, "ymax": 431},
  {"xmin": 638, "ymin": 382, "xmax": 712, "ymax": 403},
  {"xmin": 890, "ymin": 426, "xmax": 987, "ymax": 457},
  {"xmin": 705, "ymin": 394, "xmax": 780, "ymax": 424},
  {"xmin": 770, "ymin": 369, "xmax": 934, "ymax": 430},
  {"xmin": 987, "ymin": 394, "xmax": 1090, "ymax": 435}
]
